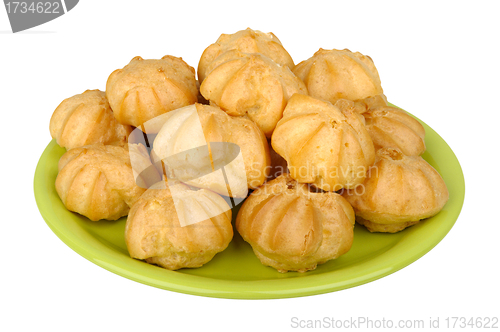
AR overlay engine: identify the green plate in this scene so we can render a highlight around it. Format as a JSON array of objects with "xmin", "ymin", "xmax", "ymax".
[{"xmin": 34, "ymin": 110, "xmax": 465, "ymax": 299}]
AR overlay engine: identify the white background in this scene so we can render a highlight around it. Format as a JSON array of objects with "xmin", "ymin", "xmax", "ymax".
[{"xmin": 1, "ymin": 1, "xmax": 499, "ymax": 331}]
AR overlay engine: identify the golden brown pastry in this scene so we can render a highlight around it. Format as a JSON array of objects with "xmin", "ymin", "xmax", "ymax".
[
  {"xmin": 125, "ymin": 180, "xmax": 233, "ymax": 270},
  {"xmin": 342, "ymin": 148, "xmax": 449, "ymax": 233},
  {"xmin": 152, "ymin": 103, "xmax": 270, "ymax": 197},
  {"xmin": 55, "ymin": 144, "xmax": 155, "ymax": 221},
  {"xmin": 236, "ymin": 174, "xmax": 355, "ymax": 273},
  {"xmin": 198, "ymin": 27, "xmax": 295, "ymax": 82},
  {"xmin": 334, "ymin": 96, "xmax": 425, "ymax": 155},
  {"xmin": 334, "ymin": 94, "xmax": 388, "ymax": 114},
  {"xmin": 362, "ymin": 105, "xmax": 426, "ymax": 156},
  {"xmin": 106, "ymin": 56, "xmax": 198, "ymax": 129},
  {"xmin": 200, "ymin": 50, "xmax": 307, "ymax": 137},
  {"xmin": 49, "ymin": 90, "xmax": 132, "ymax": 150},
  {"xmin": 293, "ymin": 48, "xmax": 383, "ymax": 103},
  {"xmin": 271, "ymin": 94, "xmax": 375, "ymax": 191}
]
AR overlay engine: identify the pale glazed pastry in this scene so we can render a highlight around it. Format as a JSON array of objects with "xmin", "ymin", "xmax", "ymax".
[
  {"xmin": 236, "ymin": 174, "xmax": 355, "ymax": 273},
  {"xmin": 125, "ymin": 179, "xmax": 233, "ymax": 270},
  {"xmin": 152, "ymin": 103, "xmax": 270, "ymax": 197},
  {"xmin": 198, "ymin": 27, "xmax": 295, "ymax": 82},
  {"xmin": 149, "ymin": 147, "xmax": 163, "ymax": 176},
  {"xmin": 200, "ymin": 50, "xmax": 307, "ymax": 137},
  {"xmin": 106, "ymin": 56, "xmax": 198, "ymax": 129},
  {"xmin": 49, "ymin": 90, "xmax": 132, "ymax": 150},
  {"xmin": 342, "ymin": 148, "xmax": 449, "ymax": 233},
  {"xmin": 293, "ymin": 48, "xmax": 383, "ymax": 103},
  {"xmin": 271, "ymin": 94, "xmax": 375, "ymax": 191},
  {"xmin": 55, "ymin": 144, "xmax": 155, "ymax": 221}
]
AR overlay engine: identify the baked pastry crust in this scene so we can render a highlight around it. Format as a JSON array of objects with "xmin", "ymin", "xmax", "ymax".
[
  {"xmin": 49, "ymin": 90, "xmax": 132, "ymax": 150},
  {"xmin": 363, "ymin": 105, "xmax": 426, "ymax": 156},
  {"xmin": 271, "ymin": 93, "xmax": 375, "ymax": 191},
  {"xmin": 152, "ymin": 103, "xmax": 270, "ymax": 197},
  {"xmin": 335, "ymin": 96, "xmax": 425, "ymax": 155},
  {"xmin": 200, "ymin": 50, "xmax": 307, "ymax": 137},
  {"xmin": 125, "ymin": 180, "xmax": 233, "ymax": 270},
  {"xmin": 293, "ymin": 48, "xmax": 383, "ymax": 103},
  {"xmin": 334, "ymin": 94, "xmax": 388, "ymax": 114},
  {"xmin": 236, "ymin": 174, "xmax": 355, "ymax": 272},
  {"xmin": 55, "ymin": 144, "xmax": 154, "ymax": 221},
  {"xmin": 106, "ymin": 56, "xmax": 198, "ymax": 129},
  {"xmin": 342, "ymin": 148, "xmax": 449, "ymax": 232},
  {"xmin": 198, "ymin": 27, "xmax": 295, "ymax": 82}
]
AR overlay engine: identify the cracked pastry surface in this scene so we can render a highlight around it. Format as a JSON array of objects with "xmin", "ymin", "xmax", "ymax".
[
  {"xmin": 198, "ymin": 27, "xmax": 295, "ymax": 82},
  {"xmin": 55, "ymin": 143, "xmax": 155, "ymax": 221},
  {"xmin": 49, "ymin": 89, "xmax": 132, "ymax": 150},
  {"xmin": 342, "ymin": 147, "xmax": 449, "ymax": 232},
  {"xmin": 106, "ymin": 55, "xmax": 198, "ymax": 129},
  {"xmin": 335, "ymin": 97, "xmax": 426, "ymax": 156},
  {"xmin": 334, "ymin": 94, "xmax": 388, "ymax": 114},
  {"xmin": 236, "ymin": 174, "xmax": 355, "ymax": 273},
  {"xmin": 271, "ymin": 93, "xmax": 375, "ymax": 191},
  {"xmin": 362, "ymin": 105, "xmax": 426, "ymax": 156},
  {"xmin": 293, "ymin": 48, "xmax": 383, "ymax": 103},
  {"xmin": 125, "ymin": 180, "xmax": 233, "ymax": 270},
  {"xmin": 200, "ymin": 50, "xmax": 307, "ymax": 137}
]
